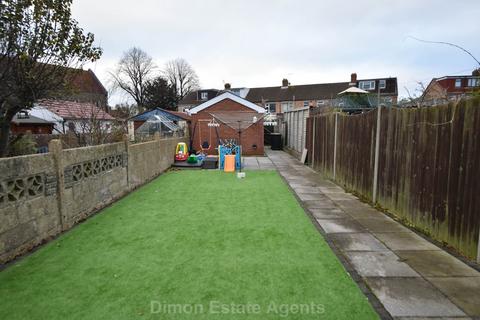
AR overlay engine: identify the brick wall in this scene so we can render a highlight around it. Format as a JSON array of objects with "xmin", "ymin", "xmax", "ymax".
[{"xmin": 190, "ymin": 98, "xmax": 264, "ymax": 155}]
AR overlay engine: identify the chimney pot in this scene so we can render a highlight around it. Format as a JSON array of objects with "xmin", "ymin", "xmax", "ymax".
[
  {"xmin": 224, "ymin": 83, "xmax": 231, "ymax": 90},
  {"xmin": 282, "ymin": 78, "xmax": 289, "ymax": 87},
  {"xmin": 351, "ymin": 73, "xmax": 357, "ymax": 83}
]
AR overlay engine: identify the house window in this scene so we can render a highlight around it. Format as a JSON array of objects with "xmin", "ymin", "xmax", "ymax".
[
  {"xmin": 303, "ymin": 101, "xmax": 309, "ymax": 108},
  {"xmin": 467, "ymin": 78, "xmax": 479, "ymax": 87},
  {"xmin": 455, "ymin": 79, "xmax": 462, "ymax": 88},
  {"xmin": 265, "ymin": 102, "xmax": 276, "ymax": 113},
  {"xmin": 281, "ymin": 102, "xmax": 293, "ymax": 112},
  {"xmin": 200, "ymin": 92, "xmax": 208, "ymax": 100},
  {"xmin": 17, "ymin": 111, "xmax": 29, "ymax": 119},
  {"xmin": 317, "ymin": 100, "xmax": 325, "ymax": 107},
  {"xmin": 379, "ymin": 79, "xmax": 386, "ymax": 89},
  {"xmin": 359, "ymin": 80, "xmax": 375, "ymax": 91}
]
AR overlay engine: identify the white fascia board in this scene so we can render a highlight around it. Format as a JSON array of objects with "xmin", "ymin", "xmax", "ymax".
[{"xmin": 188, "ymin": 92, "xmax": 266, "ymax": 114}]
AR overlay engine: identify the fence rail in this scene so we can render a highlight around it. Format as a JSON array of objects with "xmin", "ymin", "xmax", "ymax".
[{"xmin": 306, "ymin": 98, "xmax": 480, "ymax": 262}]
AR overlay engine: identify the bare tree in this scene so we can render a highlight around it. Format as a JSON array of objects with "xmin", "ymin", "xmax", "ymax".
[
  {"xmin": 110, "ymin": 47, "xmax": 156, "ymax": 112},
  {"xmin": 163, "ymin": 58, "xmax": 200, "ymax": 102},
  {"xmin": 66, "ymin": 105, "xmax": 123, "ymax": 147}
]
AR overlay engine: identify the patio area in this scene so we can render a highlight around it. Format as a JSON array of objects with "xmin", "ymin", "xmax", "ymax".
[
  {"xmin": 0, "ymin": 170, "xmax": 377, "ymax": 319},
  {"xmin": 267, "ymin": 148, "xmax": 480, "ymax": 319}
]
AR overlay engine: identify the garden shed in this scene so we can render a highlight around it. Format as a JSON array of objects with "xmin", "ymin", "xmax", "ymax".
[{"xmin": 187, "ymin": 92, "xmax": 266, "ymax": 155}]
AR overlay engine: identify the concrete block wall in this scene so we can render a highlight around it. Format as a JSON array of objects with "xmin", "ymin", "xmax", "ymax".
[{"xmin": 0, "ymin": 135, "xmax": 185, "ymax": 264}]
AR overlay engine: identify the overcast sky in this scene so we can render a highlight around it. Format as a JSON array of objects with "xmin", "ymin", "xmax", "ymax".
[{"xmin": 72, "ymin": 0, "xmax": 480, "ymax": 106}]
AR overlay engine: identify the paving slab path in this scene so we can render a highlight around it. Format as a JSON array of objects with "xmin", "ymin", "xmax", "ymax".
[{"xmin": 265, "ymin": 148, "xmax": 480, "ymax": 320}]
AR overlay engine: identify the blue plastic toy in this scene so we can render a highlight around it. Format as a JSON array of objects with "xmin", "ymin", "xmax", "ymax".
[{"xmin": 219, "ymin": 145, "xmax": 241, "ymax": 170}]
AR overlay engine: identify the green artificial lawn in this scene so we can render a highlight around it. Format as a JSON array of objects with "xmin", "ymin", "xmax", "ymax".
[{"xmin": 0, "ymin": 170, "xmax": 378, "ymax": 320}]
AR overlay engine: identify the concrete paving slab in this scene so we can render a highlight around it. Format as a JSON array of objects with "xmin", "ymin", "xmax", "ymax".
[
  {"xmin": 329, "ymin": 233, "xmax": 389, "ymax": 252},
  {"xmin": 294, "ymin": 187, "xmax": 322, "ymax": 194},
  {"xmin": 356, "ymin": 217, "xmax": 411, "ymax": 233},
  {"xmin": 366, "ymin": 277, "xmax": 466, "ymax": 317},
  {"xmin": 374, "ymin": 232, "xmax": 441, "ymax": 251},
  {"xmin": 316, "ymin": 218, "xmax": 366, "ymax": 233},
  {"xmin": 335, "ymin": 199, "xmax": 372, "ymax": 210},
  {"xmin": 345, "ymin": 251, "xmax": 420, "ymax": 277},
  {"xmin": 297, "ymin": 193, "xmax": 326, "ymax": 201},
  {"xmin": 258, "ymin": 165, "xmax": 275, "ymax": 170},
  {"xmin": 395, "ymin": 250, "xmax": 480, "ymax": 277},
  {"xmin": 310, "ymin": 208, "xmax": 349, "ymax": 219},
  {"xmin": 303, "ymin": 200, "xmax": 338, "ymax": 209},
  {"xmin": 266, "ymin": 148, "xmax": 480, "ymax": 319},
  {"xmin": 342, "ymin": 207, "xmax": 390, "ymax": 219},
  {"xmin": 325, "ymin": 193, "xmax": 359, "ymax": 201},
  {"xmin": 426, "ymin": 277, "xmax": 480, "ymax": 317},
  {"xmin": 318, "ymin": 186, "xmax": 345, "ymax": 193},
  {"xmin": 288, "ymin": 181, "xmax": 318, "ymax": 188},
  {"xmin": 257, "ymin": 157, "xmax": 273, "ymax": 164}
]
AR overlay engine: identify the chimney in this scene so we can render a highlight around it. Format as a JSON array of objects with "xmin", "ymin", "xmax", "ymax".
[
  {"xmin": 224, "ymin": 83, "xmax": 231, "ymax": 90},
  {"xmin": 349, "ymin": 73, "xmax": 357, "ymax": 86},
  {"xmin": 282, "ymin": 78, "xmax": 289, "ymax": 88}
]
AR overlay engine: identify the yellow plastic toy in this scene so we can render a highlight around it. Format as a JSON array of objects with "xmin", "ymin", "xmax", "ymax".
[{"xmin": 175, "ymin": 142, "xmax": 189, "ymax": 161}]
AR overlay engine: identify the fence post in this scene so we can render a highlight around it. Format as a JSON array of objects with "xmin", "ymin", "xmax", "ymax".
[
  {"xmin": 49, "ymin": 139, "xmax": 66, "ymax": 230},
  {"xmin": 372, "ymin": 106, "xmax": 382, "ymax": 204},
  {"xmin": 311, "ymin": 116, "xmax": 316, "ymax": 168},
  {"xmin": 477, "ymin": 231, "xmax": 480, "ymax": 264},
  {"xmin": 123, "ymin": 134, "xmax": 130, "ymax": 189},
  {"xmin": 333, "ymin": 113, "xmax": 338, "ymax": 180}
]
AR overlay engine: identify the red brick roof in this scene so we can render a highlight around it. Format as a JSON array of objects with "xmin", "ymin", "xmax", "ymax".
[
  {"xmin": 38, "ymin": 100, "xmax": 114, "ymax": 120},
  {"xmin": 67, "ymin": 68, "xmax": 107, "ymax": 95}
]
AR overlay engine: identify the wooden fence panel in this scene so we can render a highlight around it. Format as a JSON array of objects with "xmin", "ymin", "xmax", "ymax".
[
  {"xmin": 336, "ymin": 110, "xmax": 377, "ymax": 198},
  {"xmin": 306, "ymin": 97, "xmax": 480, "ymax": 260},
  {"xmin": 310, "ymin": 113, "xmax": 335, "ymax": 176}
]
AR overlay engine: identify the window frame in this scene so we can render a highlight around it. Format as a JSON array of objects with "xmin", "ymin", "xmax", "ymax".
[
  {"xmin": 455, "ymin": 79, "xmax": 462, "ymax": 88},
  {"xmin": 303, "ymin": 101, "xmax": 309, "ymax": 108},
  {"xmin": 281, "ymin": 102, "xmax": 293, "ymax": 112},
  {"xmin": 265, "ymin": 102, "xmax": 276, "ymax": 113},
  {"xmin": 200, "ymin": 92, "xmax": 208, "ymax": 100},
  {"xmin": 467, "ymin": 78, "xmax": 479, "ymax": 87},
  {"xmin": 359, "ymin": 80, "xmax": 375, "ymax": 91},
  {"xmin": 317, "ymin": 100, "xmax": 325, "ymax": 107},
  {"xmin": 379, "ymin": 79, "xmax": 386, "ymax": 89}
]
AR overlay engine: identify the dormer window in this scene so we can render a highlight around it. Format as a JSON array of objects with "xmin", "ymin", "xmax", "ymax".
[
  {"xmin": 200, "ymin": 92, "xmax": 208, "ymax": 100},
  {"xmin": 359, "ymin": 80, "xmax": 375, "ymax": 91},
  {"xmin": 17, "ymin": 111, "xmax": 29, "ymax": 119},
  {"xmin": 455, "ymin": 79, "xmax": 462, "ymax": 88}
]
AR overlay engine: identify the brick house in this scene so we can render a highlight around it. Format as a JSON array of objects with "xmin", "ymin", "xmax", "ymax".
[
  {"xmin": 178, "ymin": 85, "xmax": 250, "ymax": 112},
  {"xmin": 179, "ymin": 74, "xmax": 398, "ymax": 114},
  {"xmin": 188, "ymin": 92, "xmax": 266, "ymax": 155},
  {"xmin": 245, "ymin": 74, "xmax": 398, "ymax": 113},
  {"xmin": 37, "ymin": 100, "xmax": 114, "ymax": 134},
  {"xmin": 62, "ymin": 67, "xmax": 109, "ymax": 110},
  {"xmin": 422, "ymin": 69, "xmax": 480, "ymax": 105},
  {"xmin": 10, "ymin": 111, "xmax": 55, "ymax": 134}
]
